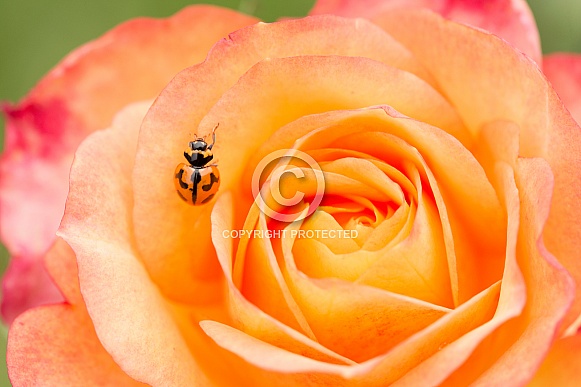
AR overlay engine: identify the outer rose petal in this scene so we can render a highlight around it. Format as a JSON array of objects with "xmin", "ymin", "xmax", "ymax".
[
  {"xmin": 57, "ymin": 103, "xmax": 208, "ymax": 386},
  {"xmin": 529, "ymin": 334, "xmax": 581, "ymax": 386},
  {"xmin": 309, "ymin": 0, "xmax": 541, "ymax": 63},
  {"xmin": 440, "ymin": 159, "xmax": 574, "ymax": 385},
  {"xmin": 0, "ymin": 5, "xmax": 258, "ymax": 323},
  {"xmin": 7, "ymin": 239, "xmax": 145, "ymax": 386},
  {"xmin": 544, "ymin": 54, "xmax": 581, "ymax": 125}
]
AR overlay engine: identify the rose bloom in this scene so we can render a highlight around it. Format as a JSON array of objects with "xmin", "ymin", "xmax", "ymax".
[{"xmin": 3, "ymin": 0, "xmax": 581, "ymax": 385}]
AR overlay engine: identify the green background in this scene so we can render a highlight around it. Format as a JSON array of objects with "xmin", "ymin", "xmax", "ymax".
[{"xmin": 0, "ymin": 0, "xmax": 580, "ymax": 385}]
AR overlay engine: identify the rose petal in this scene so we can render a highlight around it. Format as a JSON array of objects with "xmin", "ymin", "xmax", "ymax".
[
  {"xmin": 0, "ymin": 5, "xmax": 258, "ymax": 322},
  {"xmin": 543, "ymin": 54, "xmax": 581, "ymax": 125},
  {"xmin": 235, "ymin": 202, "xmax": 317, "ymax": 339},
  {"xmin": 42, "ymin": 238, "xmax": 80, "ymax": 303},
  {"xmin": 307, "ymin": 280, "xmax": 498, "ymax": 385},
  {"xmin": 440, "ymin": 159, "xmax": 574, "ymax": 385},
  {"xmin": 356, "ymin": 165, "xmax": 452, "ymax": 307},
  {"xmin": 7, "ymin": 239, "xmax": 145, "ymax": 386},
  {"xmin": 309, "ymin": 0, "xmax": 541, "ymax": 63},
  {"xmin": 471, "ymin": 120, "xmax": 520, "ymax": 204},
  {"xmin": 0, "ymin": 253, "xmax": 63, "ymax": 324},
  {"xmin": 529, "ymin": 334, "xmax": 581, "ymax": 386},
  {"xmin": 321, "ymin": 158, "xmax": 406, "ymax": 205},
  {"xmin": 200, "ymin": 320, "xmax": 359, "ymax": 383},
  {"xmin": 378, "ymin": 7, "xmax": 581, "ymax": 332},
  {"xmin": 8, "ymin": 305, "xmax": 146, "ymax": 386},
  {"xmin": 132, "ymin": 15, "xmax": 461, "ymax": 303},
  {"xmin": 300, "ymin": 206, "xmax": 368, "ymax": 254},
  {"xmin": 57, "ymin": 102, "xmax": 207, "ymax": 386}
]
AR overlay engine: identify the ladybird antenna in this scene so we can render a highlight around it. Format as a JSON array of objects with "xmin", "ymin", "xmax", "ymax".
[{"xmin": 209, "ymin": 123, "xmax": 219, "ymax": 150}]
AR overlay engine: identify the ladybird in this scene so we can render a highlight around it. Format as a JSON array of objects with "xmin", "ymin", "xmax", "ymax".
[{"xmin": 174, "ymin": 124, "xmax": 220, "ymax": 205}]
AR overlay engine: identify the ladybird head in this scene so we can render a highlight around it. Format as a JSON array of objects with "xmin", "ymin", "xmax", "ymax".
[{"xmin": 189, "ymin": 139, "xmax": 208, "ymax": 151}]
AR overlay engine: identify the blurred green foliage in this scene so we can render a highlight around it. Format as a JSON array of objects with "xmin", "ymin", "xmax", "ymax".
[
  {"xmin": 0, "ymin": 0, "xmax": 580, "ymax": 385},
  {"xmin": 529, "ymin": 0, "xmax": 581, "ymax": 54}
]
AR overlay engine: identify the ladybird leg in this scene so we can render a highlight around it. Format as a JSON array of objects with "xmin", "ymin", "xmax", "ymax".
[{"xmin": 208, "ymin": 123, "xmax": 218, "ymax": 150}]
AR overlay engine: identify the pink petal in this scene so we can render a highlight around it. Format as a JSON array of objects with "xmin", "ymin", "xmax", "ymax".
[
  {"xmin": 544, "ymin": 54, "xmax": 581, "ymax": 125},
  {"xmin": 0, "ymin": 253, "xmax": 63, "ymax": 324},
  {"xmin": 7, "ymin": 239, "xmax": 145, "ymax": 386},
  {"xmin": 310, "ymin": 0, "xmax": 541, "ymax": 63}
]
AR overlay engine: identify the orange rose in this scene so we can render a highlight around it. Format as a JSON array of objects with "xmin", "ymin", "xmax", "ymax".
[{"xmin": 5, "ymin": 2, "xmax": 581, "ymax": 386}]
